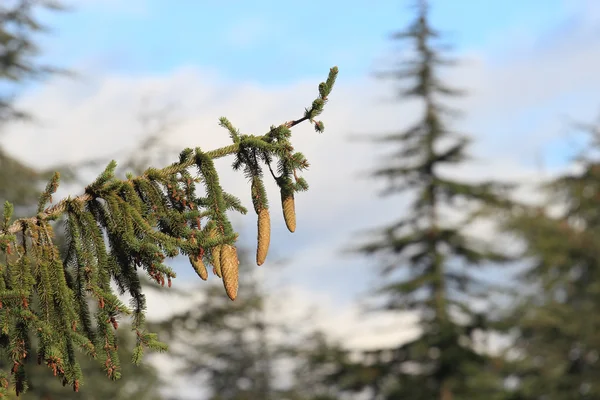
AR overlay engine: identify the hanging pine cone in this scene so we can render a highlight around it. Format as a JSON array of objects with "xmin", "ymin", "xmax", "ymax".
[
  {"xmin": 281, "ymin": 190, "xmax": 296, "ymax": 233},
  {"xmin": 189, "ymin": 255, "xmax": 208, "ymax": 280},
  {"xmin": 188, "ymin": 235, "xmax": 208, "ymax": 280},
  {"xmin": 212, "ymin": 245, "xmax": 222, "ymax": 278},
  {"xmin": 220, "ymin": 244, "xmax": 239, "ymax": 300},
  {"xmin": 256, "ymin": 208, "xmax": 271, "ymax": 265},
  {"xmin": 206, "ymin": 227, "xmax": 223, "ymax": 278}
]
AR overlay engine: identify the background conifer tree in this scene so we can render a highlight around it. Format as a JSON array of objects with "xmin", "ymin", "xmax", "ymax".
[
  {"xmin": 346, "ymin": 1, "xmax": 512, "ymax": 398},
  {"xmin": 153, "ymin": 249, "xmax": 384, "ymax": 400},
  {"xmin": 289, "ymin": 330, "xmax": 377, "ymax": 400},
  {"xmin": 0, "ymin": 0, "xmax": 67, "ymax": 123},
  {"xmin": 154, "ymin": 249, "xmax": 289, "ymax": 400},
  {"xmin": 501, "ymin": 117, "xmax": 600, "ymax": 399},
  {"xmin": 0, "ymin": 0, "xmax": 74, "ymax": 212}
]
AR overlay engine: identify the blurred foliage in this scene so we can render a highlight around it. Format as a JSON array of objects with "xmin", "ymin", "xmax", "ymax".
[
  {"xmin": 152, "ymin": 249, "xmax": 371, "ymax": 400},
  {"xmin": 501, "ymin": 122, "xmax": 600, "ymax": 399},
  {"xmin": 153, "ymin": 249, "xmax": 293, "ymax": 400},
  {"xmin": 0, "ymin": 0, "xmax": 69, "ymax": 124},
  {"xmin": 0, "ymin": 0, "xmax": 76, "ymax": 214}
]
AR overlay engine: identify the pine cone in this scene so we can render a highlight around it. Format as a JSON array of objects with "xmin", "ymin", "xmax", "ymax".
[
  {"xmin": 212, "ymin": 245, "xmax": 222, "ymax": 278},
  {"xmin": 220, "ymin": 244, "xmax": 239, "ymax": 300},
  {"xmin": 281, "ymin": 191, "xmax": 296, "ymax": 233},
  {"xmin": 256, "ymin": 208, "xmax": 271, "ymax": 266},
  {"xmin": 189, "ymin": 255, "xmax": 208, "ymax": 281}
]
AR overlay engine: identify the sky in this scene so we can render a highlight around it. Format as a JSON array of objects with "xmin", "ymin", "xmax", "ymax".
[
  {"xmin": 34, "ymin": 0, "xmax": 574, "ymax": 81},
  {"xmin": 4, "ymin": 0, "xmax": 600, "ymax": 397}
]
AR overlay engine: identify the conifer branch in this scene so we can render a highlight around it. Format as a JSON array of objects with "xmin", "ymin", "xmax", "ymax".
[{"xmin": 0, "ymin": 66, "xmax": 338, "ymax": 396}]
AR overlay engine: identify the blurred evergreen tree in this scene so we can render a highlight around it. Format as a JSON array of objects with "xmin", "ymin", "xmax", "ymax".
[
  {"xmin": 501, "ymin": 117, "xmax": 600, "ymax": 399},
  {"xmin": 153, "ymin": 252, "xmax": 372, "ymax": 400},
  {"xmin": 0, "ymin": 0, "xmax": 67, "ymax": 123},
  {"xmin": 289, "ymin": 330, "xmax": 379, "ymax": 400},
  {"xmin": 152, "ymin": 246, "xmax": 374, "ymax": 400},
  {"xmin": 0, "ymin": 0, "xmax": 76, "ymax": 213},
  {"xmin": 153, "ymin": 249, "xmax": 294, "ymax": 400},
  {"xmin": 343, "ymin": 1, "xmax": 513, "ymax": 398}
]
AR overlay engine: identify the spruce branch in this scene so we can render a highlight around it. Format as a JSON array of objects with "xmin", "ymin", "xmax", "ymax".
[{"xmin": 0, "ymin": 66, "xmax": 338, "ymax": 395}]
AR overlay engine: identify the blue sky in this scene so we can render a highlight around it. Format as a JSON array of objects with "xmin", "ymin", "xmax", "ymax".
[{"xmin": 35, "ymin": 0, "xmax": 573, "ymax": 84}]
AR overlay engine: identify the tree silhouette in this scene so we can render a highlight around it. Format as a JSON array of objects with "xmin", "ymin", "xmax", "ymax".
[{"xmin": 346, "ymin": 1, "xmax": 511, "ymax": 398}]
